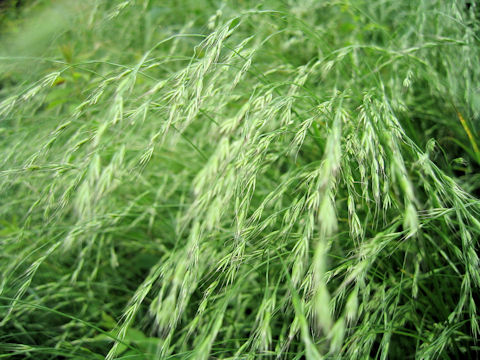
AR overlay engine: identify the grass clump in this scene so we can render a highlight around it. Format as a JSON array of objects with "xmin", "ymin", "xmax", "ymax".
[{"xmin": 1, "ymin": 0, "xmax": 480, "ymax": 359}]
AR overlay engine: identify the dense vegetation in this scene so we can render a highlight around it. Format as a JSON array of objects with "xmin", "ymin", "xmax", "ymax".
[{"xmin": 1, "ymin": 0, "xmax": 479, "ymax": 359}]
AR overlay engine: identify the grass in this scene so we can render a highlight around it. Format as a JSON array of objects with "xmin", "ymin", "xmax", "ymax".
[{"xmin": 0, "ymin": 0, "xmax": 480, "ymax": 359}]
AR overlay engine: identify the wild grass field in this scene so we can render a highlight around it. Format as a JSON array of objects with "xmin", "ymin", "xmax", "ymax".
[{"xmin": 0, "ymin": 0, "xmax": 479, "ymax": 359}]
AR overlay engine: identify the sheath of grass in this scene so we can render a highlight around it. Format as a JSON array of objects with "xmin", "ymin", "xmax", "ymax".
[{"xmin": 1, "ymin": 0, "xmax": 480, "ymax": 359}]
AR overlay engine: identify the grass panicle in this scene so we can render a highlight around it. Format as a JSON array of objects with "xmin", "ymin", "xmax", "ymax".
[{"xmin": 1, "ymin": 0, "xmax": 480, "ymax": 359}]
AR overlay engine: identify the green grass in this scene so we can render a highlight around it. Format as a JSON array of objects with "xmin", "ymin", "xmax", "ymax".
[{"xmin": 1, "ymin": 0, "xmax": 480, "ymax": 359}]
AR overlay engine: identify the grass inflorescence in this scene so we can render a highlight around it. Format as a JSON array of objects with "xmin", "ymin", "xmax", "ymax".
[{"xmin": 1, "ymin": 0, "xmax": 480, "ymax": 359}]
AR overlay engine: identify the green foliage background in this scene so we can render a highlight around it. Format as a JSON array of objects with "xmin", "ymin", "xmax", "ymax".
[{"xmin": 0, "ymin": 0, "xmax": 479, "ymax": 359}]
